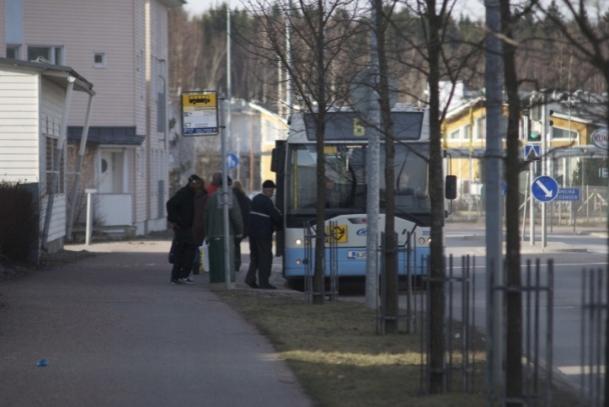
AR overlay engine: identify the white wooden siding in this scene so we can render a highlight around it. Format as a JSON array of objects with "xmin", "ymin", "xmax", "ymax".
[
  {"xmin": 0, "ymin": 0, "xmax": 5, "ymax": 57},
  {"xmin": 135, "ymin": 0, "xmax": 146, "ymax": 135},
  {"xmin": 23, "ymin": 0, "xmax": 136, "ymax": 127},
  {"xmin": 39, "ymin": 77, "xmax": 67, "ymax": 195},
  {"xmin": 39, "ymin": 77, "xmax": 68, "ymax": 242},
  {"xmin": 40, "ymin": 194, "xmax": 66, "ymax": 243},
  {"xmin": 0, "ymin": 68, "xmax": 39, "ymax": 183}
]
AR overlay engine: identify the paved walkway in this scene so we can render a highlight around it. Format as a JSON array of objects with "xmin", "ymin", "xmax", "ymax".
[{"xmin": 0, "ymin": 240, "xmax": 311, "ymax": 407}]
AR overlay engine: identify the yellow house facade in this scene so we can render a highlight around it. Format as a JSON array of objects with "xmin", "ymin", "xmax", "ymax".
[{"xmin": 442, "ymin": 96, "xmax": 606, "ymax": 199}]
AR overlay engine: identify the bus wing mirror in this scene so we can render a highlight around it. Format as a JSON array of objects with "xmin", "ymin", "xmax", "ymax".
[
  {"xmin": 445, "ymin": 175, "xmax": 457, "ymax": 200},
  {"xmin": 271, "ymin": 148, "xmax": 278, "ymax": 172}
]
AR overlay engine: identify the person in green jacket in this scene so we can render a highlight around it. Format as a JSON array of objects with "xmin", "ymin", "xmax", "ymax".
[{"xmin": 204, "ymin": 176, "xmax": 244, "ymax": 282}]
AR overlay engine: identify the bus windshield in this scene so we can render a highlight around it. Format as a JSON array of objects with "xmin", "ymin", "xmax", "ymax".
[{"xmin": 288, "ymin": 143, "xmax": 430, "ymax": 215}]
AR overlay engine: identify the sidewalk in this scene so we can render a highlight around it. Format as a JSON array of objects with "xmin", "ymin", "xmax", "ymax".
[{"xmin": 0, "ymin": 240, "xmax": 311, "ymax": 407}]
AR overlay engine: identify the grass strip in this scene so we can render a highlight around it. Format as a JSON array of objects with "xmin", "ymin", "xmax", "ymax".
[{"xmin": 214, "ymin": 288, "xmax": 487, "ymax": 407}]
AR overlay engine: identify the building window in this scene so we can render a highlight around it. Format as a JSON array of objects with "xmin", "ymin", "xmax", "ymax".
[
  {"xmin": 449, "ymin": 129, "xmax": 461, "ymax": 140},
  {"xmin": 6, "ymin": 44, "xmax": 20, "ymax": 59},
  {"xmin": 552, "ymin": 127, "xmax": 578, "ymax": 140},
  {"xmin": 45, "ymin": 137, "xmax": 64, "ymax": 194},
  {"xmin": 93, "ymin": 52, "xmax": 106, "ymax": 68},
  {"xmin": 27, "ymin": 46, "xmax": 63, "ymax": 65},
  {"xmin": 476, "ymin": 117, "xmax": 486, "ymax": 140},
  {"xmin": 464, "ymin": 124, "xmax": 472, "ymax": 141}
]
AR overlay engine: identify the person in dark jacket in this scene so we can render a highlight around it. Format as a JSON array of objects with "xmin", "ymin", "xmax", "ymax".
[
  {"xmin": 166, "ymin": 174, "xmax": 202, "ymax": 284},
  {"xmin": 232, "ymin": 180, "xmax": 251, "ymax": 273},
  {"xmin": 245, "ymin": 180, "xmax": 282, "ymax": 289}
]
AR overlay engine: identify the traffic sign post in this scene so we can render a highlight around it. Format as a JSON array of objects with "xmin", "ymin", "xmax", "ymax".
[{"xmin": 531, "ymin": 175, "xmax": 558, "ymax": 202}]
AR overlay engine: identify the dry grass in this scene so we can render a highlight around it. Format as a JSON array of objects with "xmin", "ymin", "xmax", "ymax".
[{"xmin": 215, "ymin": 289, "xmax": 487, "ymax": 407}]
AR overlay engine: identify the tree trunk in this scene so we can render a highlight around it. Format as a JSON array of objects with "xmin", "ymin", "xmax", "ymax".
[
  {"xmin": 313, "ymin": 0, "xmax": 326, "ymax": 305},
  {"xmin": 374, "ymin": 0, "xmax": 398, "ymax": 333},
  {"xmin": 500, "ymin": 0, "xmax": 523, "ymax": 403},
  {"xmin": 427, "ymin": 2, "xmax": 446, "ymax": 393},
  {"xmin": 604, "ymin": 70, "xmax": 609, "ymax": 407}
]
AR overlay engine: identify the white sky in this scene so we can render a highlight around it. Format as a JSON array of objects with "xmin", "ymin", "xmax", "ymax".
[{"xmin": 183, "ymin": 0, "xmax": 487, "ymax": 20}]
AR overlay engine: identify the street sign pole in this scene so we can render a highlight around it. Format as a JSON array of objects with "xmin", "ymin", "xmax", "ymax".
[
  {"xmin": 485, "ymin": 0, "xmax": 504, "ymax": 394},
  {"xmin": 541, "ymin": 94, "xmax": 548, "ymax": 247},
  {"xmin": 365, "ymin": 2, "xmax": 380, "ymax": 310},
  {"xmin": 223, "ymin": 6, "xmax": 233, "ymax": 289}
]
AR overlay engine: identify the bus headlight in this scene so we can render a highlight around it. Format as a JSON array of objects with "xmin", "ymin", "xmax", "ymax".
[{"xmin": 296, "ymin": 239, "xmax": 302, "ymax": 246}]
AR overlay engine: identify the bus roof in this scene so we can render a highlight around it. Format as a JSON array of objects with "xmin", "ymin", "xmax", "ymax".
[{"xmin": 287, "ymin": 108, "xmax": 429, "ymax": 143}]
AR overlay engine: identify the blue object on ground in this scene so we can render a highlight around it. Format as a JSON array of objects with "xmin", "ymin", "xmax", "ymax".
[{"xmin": 36, "ymin": 359, "xmax": 48, "ymax": 367}]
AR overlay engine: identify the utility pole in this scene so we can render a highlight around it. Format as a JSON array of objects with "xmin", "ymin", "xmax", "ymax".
[
  {"xmin": 223, "ymin": 5, "xmax": 233, "ymax": 289},
  {"xmin": 484, "ymin": 0, "xmax": 504, "ymax": 396},
  {"xmin": 365, "ymin": 1, "xmax": 380, "ymax": 310},
  {"xmin": 286, "ymin": 0, "xmax": 292, "ymax": 118},
  {"xmin": 541, "ymin": 92, "xmax": 549, "ymax": 247}
]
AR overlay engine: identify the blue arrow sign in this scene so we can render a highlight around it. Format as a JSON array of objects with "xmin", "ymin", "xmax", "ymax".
[
  {"xmin": 532, "ymin": 176, "xmax": 559, "ymax": 202},
  {"xmin": 524, "ymin": 144, "xmax": 541, "ymax": 160},
  {"xmin": 226, "ymin": 153, "xmax": 239, "ymax": 169},
  {"xmin": 557, "ymin": 187, "xmax": 580, "ymax": 201}
]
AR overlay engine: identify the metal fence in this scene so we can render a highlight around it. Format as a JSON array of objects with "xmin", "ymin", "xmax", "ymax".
[
  {"xmin": 487, "ymin": 259, "xmax": 555, "ymax": 406},
  {"xmin": 302, "ymin": 220, "xmax": 339, "ymax": 303},
  {"xmin": 580, "ymin": 267, "xmax": 607, "ymax": 407},
  {"xmin": 376, "ymin": 231, "xmax": 424, "ymax": 335},
  {"xmin": 419, "ymin": 254, "xmax": 479, "ymax": 394}
]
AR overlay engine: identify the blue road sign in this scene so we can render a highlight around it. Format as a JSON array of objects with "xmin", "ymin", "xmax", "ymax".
[
  {"xmin": 524, "ymin": 144, "xmax": 541, "ymax": 160},
  {"xmin": 532, "ymin": 176, "xmax": 559, "ymax": 202},
  {"xmin": 557, "ymin": 187, "xmax": 580, "ymax": 201},
  {"xmin": 226, "ymin": 153, "xmax": 239, "ymax": 169}
]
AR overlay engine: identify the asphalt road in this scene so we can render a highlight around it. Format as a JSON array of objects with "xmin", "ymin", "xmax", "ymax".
[
  {"xmin": 444, "ymin": 223, "xmax": 608, "ymax": 397},
  {"xmin": 0, "ymin": 240, "xmax": 311, "ymax": 407}
]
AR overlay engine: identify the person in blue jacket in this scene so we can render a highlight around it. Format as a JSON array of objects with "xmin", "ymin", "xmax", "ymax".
[{"xmin": 245, "ymin": 180, "xmax": 282, "ymax": 289}]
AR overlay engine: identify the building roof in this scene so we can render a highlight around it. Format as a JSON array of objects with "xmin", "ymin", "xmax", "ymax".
[
  {"xmin": 160, "ymin": 0, "xmax": 186, "ymax": 7},
  {"xmin": 68, "ymin": 127, "xmax": 145, "ymax": 146},
  {"xmin": 0, "ymin": 57, "xmax": 94, "ymax": 96}
]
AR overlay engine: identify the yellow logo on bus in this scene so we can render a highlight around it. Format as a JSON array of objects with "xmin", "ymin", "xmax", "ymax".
[{"xmin": 326, "ymin": 224, "xmax": 348, "ymax": 243}]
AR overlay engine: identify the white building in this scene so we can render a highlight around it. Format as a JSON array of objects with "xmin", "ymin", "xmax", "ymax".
[
  {"xmin": 1, "ymin": 0, "xmax": 184, "ymax": 237},
  {"xmin": 0, "ymin": 58, "xmax": 94, "ymax": 254}
]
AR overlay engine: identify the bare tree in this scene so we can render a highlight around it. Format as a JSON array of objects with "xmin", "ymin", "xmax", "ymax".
[
  {"xmin": 380, "ymin": 0, "xmax": 483, "ymax": 392},
  {"xmin": 534, "ymin": 2, "xmax": 609, "ymax": 403},
  {"xmin": 246, "ymin": 0, "xmax": 362, "ymax": 304}
]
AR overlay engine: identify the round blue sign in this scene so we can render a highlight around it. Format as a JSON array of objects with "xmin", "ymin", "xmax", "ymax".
[
  {"xmin": 531, "ymin": 176, "xmax": 559, "ymax": 202},
  {"xmin": 226, "ymin": 153, "xmax": 239, "ymax": 169}
]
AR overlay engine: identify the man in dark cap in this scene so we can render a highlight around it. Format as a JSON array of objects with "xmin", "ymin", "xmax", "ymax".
[
  {"xmin": 166, "ymin": 174, "xmax": 204, "ymax": 284},
  {"xmin": 245, "ymin": 180, "xmax": 282, "ymax": 289}
]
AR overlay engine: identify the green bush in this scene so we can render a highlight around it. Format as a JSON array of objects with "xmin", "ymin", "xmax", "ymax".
[{"xmin": 0, "ymin": 182, "xmax": 38, "ymax": 263}]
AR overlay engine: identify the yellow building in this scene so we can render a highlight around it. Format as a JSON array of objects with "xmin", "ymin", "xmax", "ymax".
[{"xmin": 441, "ymin": 95, "xmax": 606, "ymax": 200}]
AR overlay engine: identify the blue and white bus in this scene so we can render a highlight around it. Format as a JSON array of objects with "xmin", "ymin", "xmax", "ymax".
[{"xmin": 271, "ymin": 107, "xmax": 433, "ymax": 284}]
